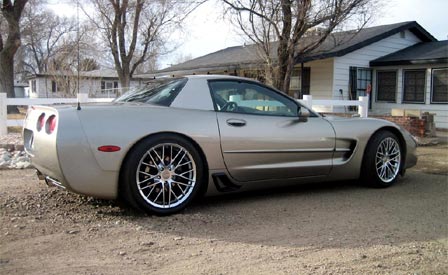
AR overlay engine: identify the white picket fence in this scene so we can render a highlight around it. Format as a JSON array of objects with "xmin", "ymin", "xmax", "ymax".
[
  {"xmin": 299, "ymin": 95, "xmax": 369, "ymax": 118},
  {"xmin": 0, "ymin": 93, "xmax": 114, "ymax": 135},
  {"xmin": 0, "ymin": 93, "xmax": 369, "ymax": 136}
]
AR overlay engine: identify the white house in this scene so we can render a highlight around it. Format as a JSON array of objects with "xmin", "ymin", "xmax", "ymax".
[
  {"xmin": 152, "ymin": 21, "xmax": 447, "ymax": 129},
  {"xmin": 28, "ymin": 69, "xmax": 149, "ymax": 98}
]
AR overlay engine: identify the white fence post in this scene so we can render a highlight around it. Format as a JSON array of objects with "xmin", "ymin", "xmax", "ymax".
[
  {"xmin": 358, "ymin": 96, "xmax": 369, "ymax": 118},
  {"xmin": 302, "ymin": 95, "xmax": 313, "ymax": 109},
  {"xmin": 0, "ymin": 93, "xmax": 7, "ymax": 136},
  {"xmin": 77, "ymin": 93, "xmax": 88, "ymax": 103}
]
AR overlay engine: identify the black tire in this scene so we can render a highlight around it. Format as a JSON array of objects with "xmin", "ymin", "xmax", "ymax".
[
  {"xmin": 120, "ymin": 134, "xmax": 205, "ymax": 215},
  {"xmin": 361, "ymin": 130, "xmax": 403, "ymax": 188}
]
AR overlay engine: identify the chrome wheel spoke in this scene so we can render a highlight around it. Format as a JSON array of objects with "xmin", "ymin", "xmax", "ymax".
[
  {"xmin": 153, "ymin": 148, "xmax": 164, "ymax": 164},
  {"xmin": 175, "ymin": 160, "xmax": 192, "ymax": 170},
  {"xmin": 136, "ymin": 143, "xmax": 197, "ymax": 209},
  {"xmin": 170, "ymin": 188, "xmax": 180, "ymax": 201},
  {"xmin": 174, "ymin": 173, "xmax": 194, "ymax": 181},
  {"xmin": 147, "ymin": 150, "xmax": 159, "ymax": 169},
  {"xmin": 137, "ymin": 174, "xmax": 158, "ymax": 185},
  {"xmin": 375, "ymin": 137, "xmax": 401, "ymax": 183},
  {"xmin": 153, "ymin": 187, "xmax": 163, "ymax": 202},
  {"xmin": 147, "ymin": 183, "xmax": 158, "ymax": 197},
  {"xmin": 170, "ymin": 149, "xmax": 184, "ymax": 165},
  {"xmin": 141, "ymin": 161, "xmax": 157, "ymax": 168},
  {"xmin": 179, "ymin": 169, "xmax": 194, "ymax": 176}
]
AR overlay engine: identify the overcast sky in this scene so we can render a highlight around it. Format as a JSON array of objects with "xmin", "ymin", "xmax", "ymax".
[{"xmin": 48, "ymin": 0, "xmax": 447, "ymax": 70}]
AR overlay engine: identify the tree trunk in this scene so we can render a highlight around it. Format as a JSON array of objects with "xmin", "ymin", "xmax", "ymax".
[
  {"xmin": 0, "ymin": 53, "xmax": 19, "ymax": 113},
  {"xmin": 281, "ymin": 52, "xmax": 296, "ymax": 97},
  {"xmin": 1, "ymin": 0, "xmax": 28, "ymax": 113},
  {"xmin": 117, "ymin": 64, "xmax": 131, "ymax": 93},
  {"xmin": 0, "ymin": 53, "xmax": 15, "ymax": 98}
]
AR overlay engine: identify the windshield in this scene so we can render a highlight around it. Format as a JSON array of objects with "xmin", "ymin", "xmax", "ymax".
[{"xmin": 114, "ymin": 77, "xmax": 187, "ymax": 106}]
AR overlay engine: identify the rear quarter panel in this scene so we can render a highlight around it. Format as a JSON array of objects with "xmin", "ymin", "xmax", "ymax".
[{"xmin": 76, "ymin": 105, "xmax": 224, "ymax": 173}]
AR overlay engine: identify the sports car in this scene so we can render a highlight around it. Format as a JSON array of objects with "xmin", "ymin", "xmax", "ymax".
[{"xmin": 23, "ymin": 75, "xmax": 417, "ymax": 215}]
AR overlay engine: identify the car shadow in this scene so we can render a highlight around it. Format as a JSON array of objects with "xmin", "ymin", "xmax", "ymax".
[{"xmin": 121, "ymin": 171, "xmax": 448, "ymax": 250}]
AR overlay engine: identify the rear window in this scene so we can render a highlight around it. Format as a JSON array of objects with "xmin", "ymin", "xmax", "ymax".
[{"xmin": 114, "ymin": 78, "xmax": 187, "ymax": 106}]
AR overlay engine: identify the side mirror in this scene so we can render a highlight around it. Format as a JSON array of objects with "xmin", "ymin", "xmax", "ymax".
[{"xmin": 298, "ymin": 108, "xmax": 310, "ymax": 122}]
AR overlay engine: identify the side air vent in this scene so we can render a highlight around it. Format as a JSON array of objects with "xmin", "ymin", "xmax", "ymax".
[
  {"xmin": 212, "ymin": 173, "xmax": 242, "ymax": 193},
  {"xmin": 334, "ymin": 139, "xmax": 357, "ymax": 162}
]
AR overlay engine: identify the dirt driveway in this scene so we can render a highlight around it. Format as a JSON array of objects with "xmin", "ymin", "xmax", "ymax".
[{"xmin": 1, "ymin": 145, "xmax": 447, "ymax": 274}]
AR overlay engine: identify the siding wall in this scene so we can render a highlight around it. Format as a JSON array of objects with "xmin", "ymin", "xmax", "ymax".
[
  {"xmin": 333, "ymin": 30, "xmax": 422, "ymax": 100},
  {"xmin": 306, "ymin": 58, "xmax": 335, "ymax": 99}
]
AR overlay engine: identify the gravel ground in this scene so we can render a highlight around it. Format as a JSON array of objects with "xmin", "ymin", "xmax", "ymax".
[{"xmin": 0, "ymin": 142, "xmax": 447, "ymax": 274}]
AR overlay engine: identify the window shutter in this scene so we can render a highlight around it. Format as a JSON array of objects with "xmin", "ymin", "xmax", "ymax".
[
  {"xmin": 101, "ymin": 81, "xmax": 105, "ymax": 90},
  {"xmin": 349, "ymin": 67, "xmax": 357, "ymax": 100}
]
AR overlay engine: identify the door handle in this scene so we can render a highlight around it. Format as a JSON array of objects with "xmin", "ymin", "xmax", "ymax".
[{"xmin": 226, "ymin": 118, "xmax": 246, "ymax": 127}]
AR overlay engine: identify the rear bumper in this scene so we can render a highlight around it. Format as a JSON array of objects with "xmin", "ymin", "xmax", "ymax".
[{"xmin": 23, "ymin": 107, "xmax": 119, "ymax": 200}]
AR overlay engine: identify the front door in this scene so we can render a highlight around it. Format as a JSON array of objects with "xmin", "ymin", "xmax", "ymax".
[{"xmin": 209, "ymin": 80, "xmax": 335, "ymax": 182}]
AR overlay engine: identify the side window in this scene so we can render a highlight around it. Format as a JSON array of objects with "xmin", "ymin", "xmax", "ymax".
[{"xmin": 209, "ymin": 80, "xmax": 298, "ymax": 117}]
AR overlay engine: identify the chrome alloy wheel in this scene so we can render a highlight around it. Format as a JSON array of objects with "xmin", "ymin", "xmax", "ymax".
[
  {"xmin": 375, "ymin": 137, "xmax": 401, "ymax": 183},
  {"xmin": 136, "ymin": 143, "xmax": 197, "ymax": 209}
]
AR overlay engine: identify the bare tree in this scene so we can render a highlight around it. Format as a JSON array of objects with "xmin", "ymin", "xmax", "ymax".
[
  {"xmin": 20, "ymin": 1, "xmax": 78, "ymax": 75},
  {"xmin": 85, "ymin": 0, "xmax": 206, "ymax": 89},
  {"xmin": 223, "ymin": 0, "xmax": 377, "ymax": 94},
  {"xmin": 0, "ymin": 0, "xmax": 28, "ymax": 106},
  {"xmin": 80, "ymin": 58, "xmax": 100, "ymax": 71}
]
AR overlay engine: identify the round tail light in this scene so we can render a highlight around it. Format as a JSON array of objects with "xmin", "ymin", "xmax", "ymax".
[
  {"xmin": 46, "ymin": 115, "xmax": 57, "ymax": 134},
  {"xmin": 37, "ymin": 113, "xmax": 45, "ymax": 132}
]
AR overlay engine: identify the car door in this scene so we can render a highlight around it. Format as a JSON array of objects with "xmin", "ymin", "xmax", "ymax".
[{"xmin": 209, "ymin": 80, "xmax": 336, "ymax": 182}]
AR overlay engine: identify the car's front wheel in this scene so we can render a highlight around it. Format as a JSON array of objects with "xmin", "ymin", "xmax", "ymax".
[
  {"xmin": 121, "ymin": 134, "xmax": 205, "ymax": 215},
  {"xmin": 361, "ymin": 130, "xmax": 403, "ymax": 187}
]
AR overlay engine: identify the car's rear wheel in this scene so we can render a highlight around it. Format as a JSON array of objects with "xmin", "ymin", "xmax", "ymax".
[
  {"xmin": 121, "ymin": 134, "xmax": 205, "ymax": 215},
  {"xmin": 361, "ymin": 130, "xmax": 402, "ymax": 187}
]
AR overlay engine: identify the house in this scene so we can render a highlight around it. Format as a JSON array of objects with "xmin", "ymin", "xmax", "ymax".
[
  {"xmin": 13, "ymin": 81, "xmax": 29, "ymax": 98},
  {"xmin": 28, "ymin": 69, "xmax": 149, "ymax": 98},
  {"xmin": 370, "ymin": 41, "xmax": 447, "ymax": 128},
  {"xmin": 153, "ymin": 21, "xmax": 447, "ymax": 129}
]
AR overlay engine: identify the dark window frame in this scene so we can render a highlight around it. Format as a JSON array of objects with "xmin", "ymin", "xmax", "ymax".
[
  {"xmin": 431, "ymin": 67, "xmax": 448, "ymax": 104},
  {"xmin": 51, "ymin": 80, "xmax": 57, "ymax": 93},
  {"xmin": 376, "ymin": 70, "xmax": 397, "ymax": 103},
  {"xmin": 402, "ymin": 69, "xmax": 426, "ymax": 104},
  {"xmin": 31, "ymin": 80, "xmax": 36, "ymax": 93}
]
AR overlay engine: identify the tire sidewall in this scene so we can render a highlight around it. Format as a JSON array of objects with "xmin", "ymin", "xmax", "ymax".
[{"xmin": 121, "ymin": 134, "xmax": 205, "ymax": 215}]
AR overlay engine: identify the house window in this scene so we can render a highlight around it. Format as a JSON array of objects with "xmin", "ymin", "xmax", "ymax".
[
  {"xmin": 376, "ymin": 71, "xmax": 397, "ymax": 102},
  {"xmin": 403, "ymin": 70, "xmax": 425, "ymax": 103},
  {"xmin": 350, "ymin": 67, "xmax": 372, "ymax": 99},
  {"xmin": 51, "ymin": 81, "xmax": 57, "ymax": 93},
  {"xmin": 31, "ymin": 80, "xmax": 36, "ymax": 93},
  {"xmin": 101, "ymin": 80, "xmax": 119, "ymax": 94},
  {"xmin": 288, "ymin": 67, "xmax": 310, "ymax": 98},
  {"xmin": 51, "ymin": 80, "xmax": 68, "ymax": 93},
  {"xmin": 432, "ymin": 68, "xmax": 448, "ymax": 103}
]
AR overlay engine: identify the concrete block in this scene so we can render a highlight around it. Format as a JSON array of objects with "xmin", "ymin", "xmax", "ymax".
[{"xmin": 391, "ymin": 109, "xmax": 404, "ymax": 116}]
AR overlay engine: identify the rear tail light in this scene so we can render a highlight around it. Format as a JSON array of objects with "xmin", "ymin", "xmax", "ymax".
[
  {"xmin": 37, "ymin": 113, "xmax": 45, "ymax": 132},
  {"xmin": 46, "ymin": 115, "xmax": 57, "ymax": 134}
]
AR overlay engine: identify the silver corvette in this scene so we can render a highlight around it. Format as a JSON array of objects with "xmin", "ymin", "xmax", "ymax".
[{"xmin": 23, "ymin": 75, "xmax": 417, "ymax": 215}]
